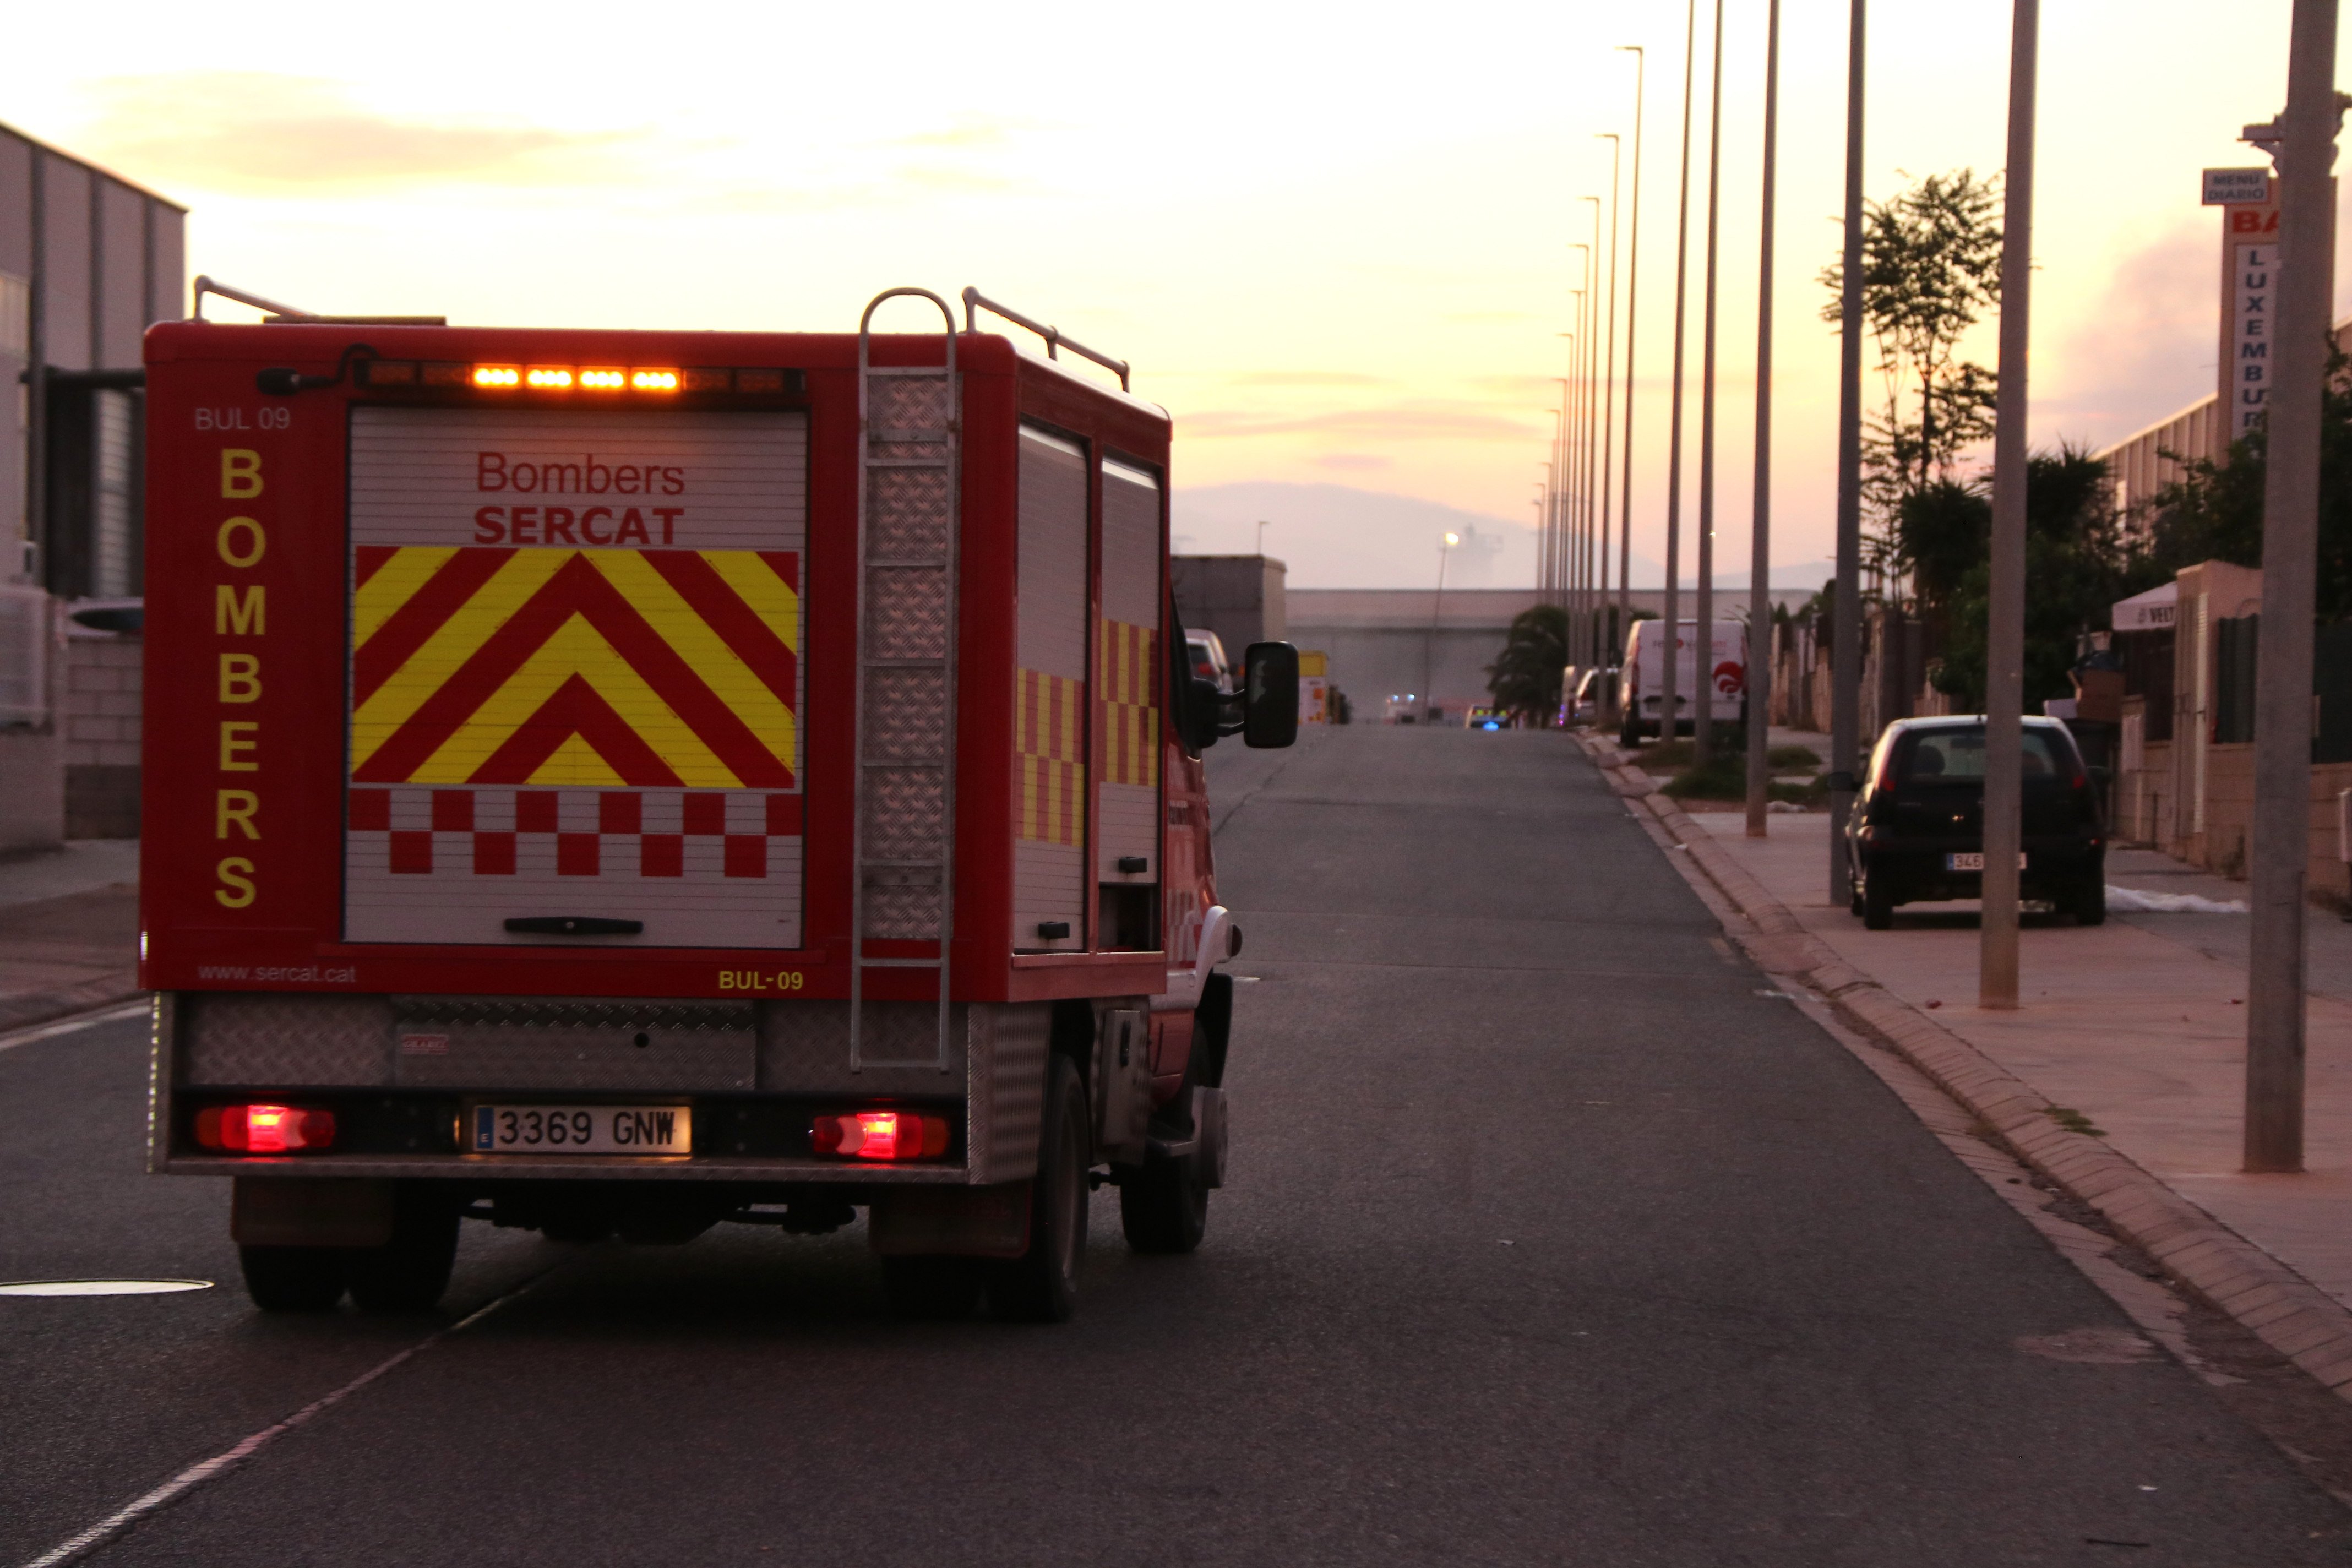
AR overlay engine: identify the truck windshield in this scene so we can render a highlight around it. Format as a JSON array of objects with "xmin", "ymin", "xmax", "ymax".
[{"xmin": 1900, "ymin": 727, "xmax": 2072, "ymax": 784}]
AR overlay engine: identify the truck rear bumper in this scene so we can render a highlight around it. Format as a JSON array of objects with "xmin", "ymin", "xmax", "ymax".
[{"xmin": 158, "ymin": 1152, "xmax": 974, "ymax": 1183}]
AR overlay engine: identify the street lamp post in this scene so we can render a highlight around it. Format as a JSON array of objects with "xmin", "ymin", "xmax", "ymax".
[
  {"xmin": 1979, "ymin": 0, "xmax": 2038, "ymax": 1011},
  {"xmin": 1614, "ymin": 46, "xmax": 1647, "ymax": 710},
  {"xmin": 1693, "ymin": 0, "xmax": 1724, "ymax": 772},
  {"xmin": 1662, "ymin": 0, "xmax": 1700, "ymax": 753},
  {"xmin": 1424, "ymin": 530, "xmax": 1462, "ymax": 725},
  {"xmin": 1828, "ymin": 0, "xmax": 1866, "ymax": 906},
  {"xmin": 1581, "ymin": 196, "xmax": 1605, "ymax": 676},
  {"xmin": 1597, "ymin": 133, "xmax": 1624, "ymax": 697},
  {"xmin": 2242, "ymin": 0, "xmax": 2342, "ymax": 1171},
  {"xmin": 1744, "ymin": 0, "xmax": 1782, "ymax": 838}
]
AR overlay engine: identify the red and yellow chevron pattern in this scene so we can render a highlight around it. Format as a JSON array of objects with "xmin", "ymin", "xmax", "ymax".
[
  {"xmin": 349, "ymin": 547, "xmax": 798, "ymax": 790},
  {"xmin": 1097, "ymin": 619, "xmax": 1159, "ymax": 788},
  {"xmin": 1016, "ymin": 667, "xmax": 1085, "ymax": 846}
]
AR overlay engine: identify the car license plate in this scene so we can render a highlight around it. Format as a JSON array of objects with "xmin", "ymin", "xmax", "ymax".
[
  {"xmin": 1944, "ymin": 852, "xmax": 2027, "ymax": 872},
  {"xmin": 470, "ymin": 1104, "xmax": 690, "ymax": 1155}
]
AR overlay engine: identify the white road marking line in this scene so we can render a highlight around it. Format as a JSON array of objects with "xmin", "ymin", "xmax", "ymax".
[
  {"xmin": 16, "ymin": 1272, "xmax": 547, "ymax": 1568},
  {"xmin": 0, "ymin": 1000, "xmax": 149, "ymax": 1056}
]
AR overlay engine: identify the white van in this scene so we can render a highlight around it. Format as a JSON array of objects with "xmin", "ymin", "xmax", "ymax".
[{"xmin": 1619, "ymin": 619, "xmax": 1746, "ymax": 744}]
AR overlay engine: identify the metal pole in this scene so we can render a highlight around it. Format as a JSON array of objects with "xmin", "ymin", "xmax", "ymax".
[
  {"xmin": 1426, "ymin": 531, "xmax": 1457, "ymax": 722},
  {"xmin": 1662, "ymin": 0, "xmax": 1698, "ymax": 753},
  {"xmin": 1694, "ymin": 0, "xmax": 1724, "ymax": 772},
  {"xmin": 1745, "ymin": 0, "xmax": 1782, "ymax": 838},
  {"xmin": 1980, "ymin": 0, "xmax": 2038, "ymax": 1010},
  {"xmin": 1598, "ymin": 134, "xmax": 1623, "ymax": 695},
  {"xmin": 1616, "ymin": 46, "xmax": 1647, "ymax": 721},
  {"xmin": 1570, "ymin": 269, "xmax": 1588, "ymax": 630},
  {"xmin": 1829, "ymin": 0, "xmax": 1867, "ymax": 905},
  {"xmin": 1582, "ymin": 199, "xmax": 1604, "ymax": 675},
  {"xmin": 2243, "ymin": 0, "xmax": 2340, "ymax": 1172}
]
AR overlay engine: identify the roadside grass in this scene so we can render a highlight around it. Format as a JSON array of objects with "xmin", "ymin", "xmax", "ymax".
[
  {"xmin": 1659, "ymin": 752, "xmax": 1828, "ymax": 805},
  {"xmin": 1635, "ymin": 736, "xmax": 1821, "ymax": 775}
]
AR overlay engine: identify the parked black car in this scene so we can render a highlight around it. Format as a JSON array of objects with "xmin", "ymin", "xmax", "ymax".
[{"xmin": 1842, "ymin": 716, "xmax": 2106, "ymax": 930}]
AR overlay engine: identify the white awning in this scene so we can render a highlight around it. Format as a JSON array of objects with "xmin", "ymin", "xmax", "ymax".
[{"xmin": 2112, "ymin": 581, "xmax": 2177, "ymax": 633}]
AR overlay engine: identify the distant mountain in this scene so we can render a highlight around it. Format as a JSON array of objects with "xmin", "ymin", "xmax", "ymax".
[{"xmin": 1172, "ymin": 481, "xmax": 1834, "ymax": 592}]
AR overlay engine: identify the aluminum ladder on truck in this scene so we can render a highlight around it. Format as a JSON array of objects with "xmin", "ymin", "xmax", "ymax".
[{"xmin": 850, "ymin": 289, "xmax": 961, "ymax": 1073}]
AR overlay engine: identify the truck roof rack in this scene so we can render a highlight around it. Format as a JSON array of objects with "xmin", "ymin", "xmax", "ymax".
[
  {"xmin": 961, "ymin": 287, "xmax": 1130, "ymax": 391},
  {"xmin": 190, "ymin": 275, "xmax": 444, "ymax": 326}
]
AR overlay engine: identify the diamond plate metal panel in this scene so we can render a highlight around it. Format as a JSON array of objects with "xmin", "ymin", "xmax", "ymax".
[
  {"xmin": 863, "ymin": 768, "xmax": 944, "ymax": 860},
  {"xmin": 967, "ymin": 1003, "xmax": 1048, "ymax": 1184},
  {"xmin": 863, "ymin": 878, "xmax": 940, "ymax": 940},
  {"xmin": 869, "ymin": 566, "xmax": 948, "ymax": 660},
  {"xmin": 757, "ymin": 1000, "xmax": 971, "ymax": 1091},
  {"xmin": 390, "ymin": 995, "xmax": 754, "ymax": 1091},
  {"xmin": 869, "ymin": 467, "xmax": 949, "ymax": 560},
  {"xmin": 864, "ymin": 668, "xmax": 946, "ymax": 760},
  {"xmin": 870, "ymin": 375, "xmax": 949, "ymax": 432},
  {"xmin": 182, "ymin": 993, "xmax": 397, "ymax": 1087}
]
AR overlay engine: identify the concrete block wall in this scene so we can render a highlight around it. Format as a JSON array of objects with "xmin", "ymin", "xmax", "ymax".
[{"xmin": 61, "ymin": 632, "xmax": 139, "ymax": 837}]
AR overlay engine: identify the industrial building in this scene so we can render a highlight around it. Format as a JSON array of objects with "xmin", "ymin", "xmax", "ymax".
[{"xmin": 2, "ymin": 121, "xmax": 185, "ymax": 848}]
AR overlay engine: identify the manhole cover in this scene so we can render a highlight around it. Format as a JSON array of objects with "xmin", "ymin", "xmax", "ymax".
[{"xmin": 0, "ymin": 1279, "xmax": 214, "ymax": 1297}]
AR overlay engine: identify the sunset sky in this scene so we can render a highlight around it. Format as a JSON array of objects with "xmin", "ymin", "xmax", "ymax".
[{"xmin": 7, "ymin": 1, "xmax": 2343, "ymax": 586}]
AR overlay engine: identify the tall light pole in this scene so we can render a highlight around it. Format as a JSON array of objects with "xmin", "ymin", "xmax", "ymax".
[
  {"xmin": 1693, "ymin": 0, "xmax": 1725, "ymax": 771},
  {"xmin": 1662, "ymin": 0, "xmax": 1700, "ymax": 750},
  {"xmin": 1424, "ymin": 529, "xmax": 1462, "ymax": 723},
  {"xmin": 1569, "ymin": 266, "xmax": 1588, "ymax": 629},
  {"xmin": 1597, "ymin": 133, "xmax": 1624, "ymax": 687},
  {"xmin": 1745, "ymin": 0, "xmax": 1782, "ymax": 838},
  {"xmin": 1979, "ymin": 0, "xmax": 2038, "ymax": 1010},
  {"xmin": 1582, "ymin": 194, "xmax": 1605, "ymax": 674},
  {"xmin": 1551, "ymin": 372, "xmax": 1573, "ymax": 613},
  {"xmin": 2243, "ymin": 0, "xmax": 2342, "ymax": 1170},
  {"xmin": 1828, "ymin": 0, "xmax": 1866, "ymax": 905},
  {"xmin": 1614, "ymin": 46, "xmax": 1647, "ymax": 719}
]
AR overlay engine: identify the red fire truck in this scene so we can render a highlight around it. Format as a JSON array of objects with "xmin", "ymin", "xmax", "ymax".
[{"xmin": 139, "ymin": 285, "xmax": 1297, "ymax": 1322}]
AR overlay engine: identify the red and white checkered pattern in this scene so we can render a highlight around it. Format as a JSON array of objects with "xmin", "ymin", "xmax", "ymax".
[{"xmin": 347, "ymin": 788, "xmax": 803, "ymax": 879}]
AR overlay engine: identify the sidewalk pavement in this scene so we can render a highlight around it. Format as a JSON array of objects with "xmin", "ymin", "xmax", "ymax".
[
  {"xmin": 1589, "ymin": 733, "xmax": 2352, "ymax": 1406},
  {"xmin": 0, "ymin": 841, "xmax": 140, "ymax": 1033}
]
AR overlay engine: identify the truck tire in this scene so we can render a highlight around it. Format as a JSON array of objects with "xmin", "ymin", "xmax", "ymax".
[
  {"xmin": 1120, "ymin": 1144, "xmax": 1210, "ymax": 1255},
  {"xmin": 988, "ymin": 1054, "xmax": 1087, "ymax": 1322},
  {"xmin": 2072, "ymin": 877, "xmax": 2108, "ymax": 927},
  {"xmin": 1619, "ymin": 714, "xmax": 1640, "ymax": 750},
  {"xmin": 345, "ymin": 1184, "xmax": 460, "ymax": 1313},
  {"xmin": 239, "ymin": 1245, "xmax": 346, "ymax": 1313},
  {"xmin": 881, "ymin": 1256, "xmax": 985, "ymax": 1320}
]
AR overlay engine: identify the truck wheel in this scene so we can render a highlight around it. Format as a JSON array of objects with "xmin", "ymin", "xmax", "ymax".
[
  {"xmin": 239, "ymin": 1245, "xmax": 347, "ymax": 1313},
  {"xmin": 1120, "ymin": 1146, "xmax": 1209, "ymax": 1255},
  {"xmin": 1619, "ymin": 715, "xmax": 1640, "ymax": 750},
  {"xmin": 346, "ymin": 1184, "xmax": 460, "ymax": 1313},
  {"xmin": 989, "ymin": 1054, "xmax": 1087, "ymax": 1322},
  {"xmin": 881, "ymin": 1256, "xmax": 985, "ymax": 1320},
  {"xmin": 1863, "ymin": 868, "xmax": 1895, "ymax": 930},
  {"xmin": 2072, "ymin": 878, "xmax": 2108, "ymax": 927}
]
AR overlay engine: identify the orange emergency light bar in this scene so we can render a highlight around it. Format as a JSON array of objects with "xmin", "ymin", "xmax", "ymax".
[{"xmin": 352, "ymin": 360, "xmax": 797, "ymax": 396}]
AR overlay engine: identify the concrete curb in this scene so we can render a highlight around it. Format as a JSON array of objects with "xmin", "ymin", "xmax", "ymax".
[
  {"xmin": 1583, "ymin": 733, "xmax": 2352, "ymax": 1405},
  {"xmin": 0, "ymin": 974, "xmax": 144, "ymax": 1037}
]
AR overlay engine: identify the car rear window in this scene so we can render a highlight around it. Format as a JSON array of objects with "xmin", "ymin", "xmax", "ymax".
[{"xmin": 1900, "ymin": 728, "xmax": 2071, "ymax": 783}]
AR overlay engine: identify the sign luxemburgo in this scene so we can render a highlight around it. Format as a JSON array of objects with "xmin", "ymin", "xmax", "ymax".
[{"xmin": 2208, "ymin": 168, "xmax": 2280, "ymax": 437}]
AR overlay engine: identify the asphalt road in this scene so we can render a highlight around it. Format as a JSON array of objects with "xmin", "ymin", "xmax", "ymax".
[{"xmin": 6, "ymin": 724, "xmax": 2349, "ymax": 1566}]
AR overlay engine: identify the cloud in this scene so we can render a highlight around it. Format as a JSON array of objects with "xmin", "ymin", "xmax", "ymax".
[
  {"xmin": 888, "ymin": 116, "xmax": 1038, "ymax": 149},
  {"xmin": 1177, "ymin": 401, "xmax": 1543, "ymax": 443},
  {"xmin": 76, "ymin": 73, "xmax": 645, "ymax": 192},
  {"xmin": 1233, "ymin": 371, "xmax": 1390, "ymax": 388},
  {"xmin": 2039, "ymin": 220, "xmax": 2216, "ymax": 445},
  {"xmin": 1315, "ymin": 453, "xmax": 1393, "ymax": 471}
]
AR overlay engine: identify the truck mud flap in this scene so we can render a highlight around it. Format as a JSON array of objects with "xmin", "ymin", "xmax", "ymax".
[{"xmin": 231, "ymin": 1176, "xmax": 396, "ymax": 1248}]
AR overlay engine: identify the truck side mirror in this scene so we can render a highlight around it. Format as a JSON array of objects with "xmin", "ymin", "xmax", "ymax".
[
  {"xmin": 1183, "ymin": 678, "xmax": 1224, "ymax": 754},
  {"xmin": 1242, "ymin": 642, "xmax": 1300, "ymax": 749}
]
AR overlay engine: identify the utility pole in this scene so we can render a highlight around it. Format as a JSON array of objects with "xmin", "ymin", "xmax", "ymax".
[
  {"xmin": 1597, "ymin": 136, "xmax": 1623, "ymax": 689},
  {"xmin": 1583, "ymin": 197, "xmax": 1605, "ymax": 675},
  {"xmin": 1663, "ymin": 0, "xmax": 1699, "ymax": 754},
  {"xmin": 2243, "ymin": 0, "xmax": 2342, "ymax": 1171},
  {"xmin": 1615, "ymin": 46, "xmax": 1647, "ymax": 719},
  {"xmin": 1979, "ymin": 0, "xmax": 2038, "ymax": 1010},
  {"xmin": 1694, "ymin": 0, "xmax": 1725, "ymax": 771},
  {"xmin": 1745, "ymin": 0, "xmax": 1782, "ymax": 838},
  {"xmin": 1828, "ymin": 0, "xmax": 1866, "ymax": 905}
]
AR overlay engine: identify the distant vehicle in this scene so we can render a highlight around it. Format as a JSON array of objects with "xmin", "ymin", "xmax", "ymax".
[
  {"xmin": 1187, "ymin": 629, "xmax": 1234, "ymax": 693},
  {"xmin": 1463, "ymin": 706, "xmax": 1509, "ymax": 731},
  {"xmin": 1843, "ymin": 716, "xmax": 2106, "ymax": 930},
  {"xmin": 1385, "ymin": 694, "xmax": 1419, "ymax": 725},
  {"xmin": 1618, "ymin": 620, "xmax": 1743, "ymax": 744},
  {"xmin": 1569, "ymin": 668, "xmax": 1617, "ymax": 727}
]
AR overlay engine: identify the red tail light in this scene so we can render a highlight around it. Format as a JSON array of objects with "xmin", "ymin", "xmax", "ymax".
[
  {"xmin": 194, "ymin": 1103, "xmax": 336, "ymax": 1153},
  {"xmin": 811, "ymin": 1110, "xmax": 950, "ymax": 1161}
]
